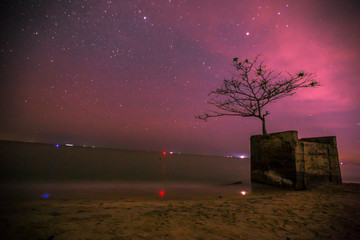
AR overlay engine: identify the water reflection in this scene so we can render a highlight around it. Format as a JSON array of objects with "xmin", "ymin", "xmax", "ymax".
[{"xmin": 0, "ymin": 182, "xmax": 252, "ymax": 200}]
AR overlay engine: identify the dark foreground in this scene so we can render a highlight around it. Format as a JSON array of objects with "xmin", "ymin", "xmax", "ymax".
[{"xmin": 0, "ymin": 183, "xmax": 359, "ymax": 240}]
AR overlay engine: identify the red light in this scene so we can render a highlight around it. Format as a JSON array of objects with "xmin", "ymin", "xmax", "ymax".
[
  {"xmin": 159, "ymin": 190, "xmax": 165, "ymax": 196},
  {"xmin": 162, "ymin": 152, "xmax": 166, "ymax": 155}
]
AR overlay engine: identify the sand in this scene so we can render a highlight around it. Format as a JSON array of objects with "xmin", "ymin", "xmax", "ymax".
[{"xmin": 0, "ymin": 183, "xmax": 359, "ymax": 240}]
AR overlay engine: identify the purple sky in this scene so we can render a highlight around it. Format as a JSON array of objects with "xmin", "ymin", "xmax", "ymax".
[{"xmin": 1, "ymin": 0, "xmax": 359, "ymax": 162}]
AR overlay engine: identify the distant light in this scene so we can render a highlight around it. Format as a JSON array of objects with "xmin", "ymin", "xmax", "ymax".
[
  {"xmin": 239, "ymin": 155, "xmax": 246, "ymax": 159},
  {"xmin": 240, "ymin": 191, "xmax": 247, "ymax": 196},
  {"xmin": 246, "ymin": 32, "xmax": 250, "ymax": 36},
  {"xmin": 55, "ymin": 144, "xmax": 59, "ymax": 147},
  {"xmin": 169, "ymin": 152, "xmax": 174, "ymax": 155},
  {"xmin": 159, "ymin": 190, "xmax": 165, "ymax": 197},
  {"xmin": 65, "ymin": 144, "xmax": 73, "ymax": 147},
  {"xmin": 162, "ymin": 152, "xmax": 166, "ymax": 155},
  {"xmin": 277, "ymin": 12, "xmax": 281, "ymax": 15},
  {"xmin": 143, "ymin": 16, "xmax": 147, "ymax": 20},
  {"xmin": 92, "ymin": 146, "xmax": 95, "ymax": 148},
  {"xmin": 341, "ymin": 162, "xmax": 343, "ymax": 165},
  {"xmin": 42, "ymin": 193, "xmax": 50, "ymax": 199}
]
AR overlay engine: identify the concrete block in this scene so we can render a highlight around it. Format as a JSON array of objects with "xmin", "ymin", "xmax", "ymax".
[{"xmin": 251, "ymin": 131, "xmax": 342, "ymax": 189}]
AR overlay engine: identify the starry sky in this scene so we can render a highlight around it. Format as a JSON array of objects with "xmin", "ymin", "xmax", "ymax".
[{"xmin": 1, "ymin": 0, "xmax": 359, "ymax": 162}]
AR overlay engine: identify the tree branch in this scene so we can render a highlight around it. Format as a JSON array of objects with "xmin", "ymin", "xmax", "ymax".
[{"xmin": 196, "ymin": 54, "xmax": 319, "ymax": 134}]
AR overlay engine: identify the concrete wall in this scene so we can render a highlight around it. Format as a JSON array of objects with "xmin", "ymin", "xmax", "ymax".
[
  {"xmin": 298, "ymin": 137, "xmax": 342, "ymax": 185},
  {"xmin": 250, "ymin": 131, "xmax": 298, "ymax": 188},
  {"xmin": 251, "ymin": 131, "xmax": 342, "ymax": 189}
]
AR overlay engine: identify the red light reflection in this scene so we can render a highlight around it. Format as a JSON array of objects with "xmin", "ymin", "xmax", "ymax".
[{"xmin": 159, "ymin": 190, "xmax": 165, "ymax": 197}]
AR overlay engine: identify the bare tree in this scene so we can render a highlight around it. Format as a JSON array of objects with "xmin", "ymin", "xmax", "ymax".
[{"xmin": 196, "ymin": 54, "xmax": 319, "ymax": 134}]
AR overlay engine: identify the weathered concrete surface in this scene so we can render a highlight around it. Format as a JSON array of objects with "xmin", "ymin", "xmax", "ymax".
[
  {"xmin": 251, "ymin": 131, "xmax": 298, "ymax": 188},
  {"xmin": 251, "ymin": 131, "xmax": 342, "ymax": 189},
  {"xmin": 298, "ymin": 136, "xmax": 342, "ymax": 185}
]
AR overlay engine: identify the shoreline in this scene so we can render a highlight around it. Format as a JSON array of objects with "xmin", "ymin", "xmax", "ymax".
[{"xmin": 0, "ymin": 183, "xmax": 359, "ymax": 239}]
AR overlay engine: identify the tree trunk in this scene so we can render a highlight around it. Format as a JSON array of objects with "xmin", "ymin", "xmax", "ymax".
[{"xmin": 262, "ymin": 117, "xmax": 267, "ymax": 134}]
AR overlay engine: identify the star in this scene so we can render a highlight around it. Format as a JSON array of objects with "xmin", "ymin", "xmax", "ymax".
[{"xmin": 0, "ymin": 0, "xmax": 358, "ymax": 161}]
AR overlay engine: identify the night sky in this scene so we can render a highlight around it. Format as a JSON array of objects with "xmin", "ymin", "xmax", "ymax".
[{"xmin": 1, "ymin": 0, "xmax": 359, "ymax": 162}]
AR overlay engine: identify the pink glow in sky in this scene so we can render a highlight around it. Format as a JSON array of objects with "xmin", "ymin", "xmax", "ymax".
[{"xmin": 0, "ymin": 0, "xmax": 359, "ymax": 163}]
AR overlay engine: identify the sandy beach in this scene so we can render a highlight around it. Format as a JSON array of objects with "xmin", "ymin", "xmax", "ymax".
[{"xmin": 0, "ymin": 183, "xmax": 359, "ymax": 240}]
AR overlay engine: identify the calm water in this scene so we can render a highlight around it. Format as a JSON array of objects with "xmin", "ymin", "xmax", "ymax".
[
  {"xmin": 0, "ymin": 141, "xmax": 252, "ymax": 199},
  {"xmin": 2, "ymin": 165, "xmax": 358, "ymax": 200},
  {"xmin": 0, "ymin": 141, "xmax": 250, "ymax": 184},
  {"xmin": 341, "ymin": 165, "xmax": 360, "ymax": 184},
  {"xmin": 0, "ymin": 141, "xmax": 359, "ymax": 200}
]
